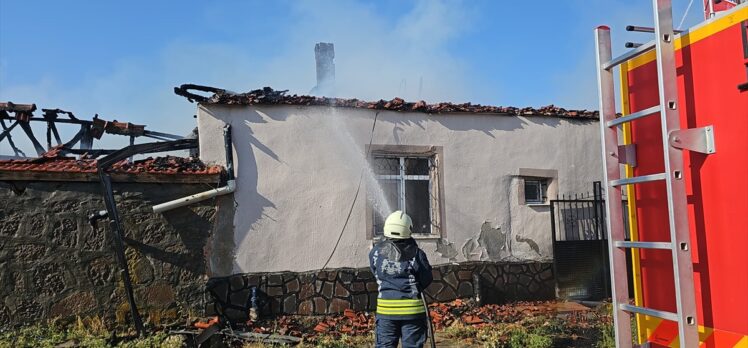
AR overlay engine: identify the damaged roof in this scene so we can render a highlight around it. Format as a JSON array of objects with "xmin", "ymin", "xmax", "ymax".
[
  {"xmin": 174, "ymin": 84, "xmax": 599, "ymax": 119},
  {"xmin": 0, "ymin": 147, "xmax": 222, "ymax": 183}
]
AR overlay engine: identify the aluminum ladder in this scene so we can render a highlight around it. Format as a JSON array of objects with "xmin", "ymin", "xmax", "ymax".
[{"xmin": 594, "ymin": 0, "xmax": 705, "ymax": 347}]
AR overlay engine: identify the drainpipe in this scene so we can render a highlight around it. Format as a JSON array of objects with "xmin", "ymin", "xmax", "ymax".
[{"xmin": 152, "ymin": 125, "xmax": 236, "ymax": 213}]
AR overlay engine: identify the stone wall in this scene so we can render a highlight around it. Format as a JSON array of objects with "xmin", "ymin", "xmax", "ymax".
[
  {"xmin": 0, "ymin": 181, "xmax": 217, "ymax": 328},
  {"xmin": 206, "ymin": 261, "xmax": 554, "ymax": 321}
]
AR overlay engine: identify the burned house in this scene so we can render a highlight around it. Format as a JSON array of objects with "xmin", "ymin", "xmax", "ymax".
[
  {"xmin": 0, "ymin": 83, "xmax": 603, "ymax": 326},
  {"xmin": 0, "ymin": 104, "xmax": 224, "ymax": 329},
  {"xmin": 176, "ymin": 85, "xmax": 603, "ymax": 317}
]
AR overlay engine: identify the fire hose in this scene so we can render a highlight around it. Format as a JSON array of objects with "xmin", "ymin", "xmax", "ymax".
[{"xmin": 420, "ymin": 292, "xmax": 437, "ymax": 348}]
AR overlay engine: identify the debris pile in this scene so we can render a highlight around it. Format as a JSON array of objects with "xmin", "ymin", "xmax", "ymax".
[
  {"xmin": 191, "ymin": 299, "xmax": 597, "ymax": 342},
  {"xmin": 427, "ymin": 298, "xmax": 577, "ymax": 330},
  {"xmin": 113, "ymin": 155, "xmax": 218, "ymax": 174},
  {"xmin": 242, "ymin": 308, "xmax": 375, "ymax": 339},
  {"xmin": 174, "ymin": 84, "xmax": 599, "ymax": 119}
]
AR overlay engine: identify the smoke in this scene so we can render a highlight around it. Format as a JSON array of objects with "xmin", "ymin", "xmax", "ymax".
[
  {"xmin": 0, "ymin": 0, "xmax": 476, "ymax": 154},
  {"xmin": 0, "ymin": 0, "xmax": 706, "ymax": 155},
  {"xmin": 251, "ymin": 0, "xmax": 475, "ymax": 102}
]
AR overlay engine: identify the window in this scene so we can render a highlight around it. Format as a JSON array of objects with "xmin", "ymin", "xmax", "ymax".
[
  {"xmin": 524, "ymin": 179, "xmax": 549, "ymax": 204},
  {"xmin": 518, "ymin": 168, "xmax": 557, "ymax": 206},
  {"xmin": 367, "ymin": 146, "xmax": 443, "ymax": 238}
]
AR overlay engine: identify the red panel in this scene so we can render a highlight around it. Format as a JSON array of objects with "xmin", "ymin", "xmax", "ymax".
[{"xmin": 627, "ymin": 21, "xmax": 748, "ymax": 338}]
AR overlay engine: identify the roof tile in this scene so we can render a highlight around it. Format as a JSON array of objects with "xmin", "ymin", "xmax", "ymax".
[
  {"xmin": 0, "ymin": 148, "xmax": 222, "ymax": 176},
  {"xmin": 174, "ymin": 85, "xmax": 599, "ymax": 119}
]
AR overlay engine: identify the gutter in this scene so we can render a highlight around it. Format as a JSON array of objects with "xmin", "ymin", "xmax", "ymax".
[{"xmin": 152, "ymin": 124, "xmax": 236, "ymax": 213}]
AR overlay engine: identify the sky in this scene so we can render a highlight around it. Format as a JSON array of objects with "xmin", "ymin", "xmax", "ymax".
[{"xmin": 0, "ymin": 0, "xmax": 705, "ymax": 154}]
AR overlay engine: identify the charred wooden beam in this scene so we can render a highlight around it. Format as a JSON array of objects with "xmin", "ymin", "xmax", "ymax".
[{"xmin": 0, "ymin": 102, "xmax": 36, "ymax": 113}]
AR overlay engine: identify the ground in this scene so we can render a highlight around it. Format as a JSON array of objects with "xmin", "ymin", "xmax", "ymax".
[{"xmin": 0, "ymin": 299, "xmax": 617, "ymax": 347}]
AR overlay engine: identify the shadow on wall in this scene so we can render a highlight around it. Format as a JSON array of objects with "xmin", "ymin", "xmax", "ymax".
[
  {"xmin": 202, "ymin": 105, "xmax": 595, "ymax": 272},
  {"xmin": 238, "ymin": 104, "xmax": 588, "ymax": 138},
  {"xmin": 199, "ymin": 107, "xmax": 278, "ymax": 274}
]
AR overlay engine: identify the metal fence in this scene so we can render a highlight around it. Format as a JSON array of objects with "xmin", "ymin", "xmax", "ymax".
[{"xmin": 551, "ymin": 182, "xmax": 619, "ymax": 300}]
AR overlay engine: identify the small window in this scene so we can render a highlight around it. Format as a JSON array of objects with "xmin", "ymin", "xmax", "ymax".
[
  {"xmin": 524, "ymin": 179, "xmax": 548, "ymax": 204},
  {"xmin": 370, "ymin": 155, "xmax": 440, "ymax": 236}
]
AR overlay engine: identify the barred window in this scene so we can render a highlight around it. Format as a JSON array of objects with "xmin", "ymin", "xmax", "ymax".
[
  {"xmin": 368, "ymin": 148, "xmax": 443, "ymax": 238},
  {"xmin": 517, "ymin": 168, "xmax": 557, "ymax": 206},
  {"xmin": 524, "ymin": 178, "xmax": 549, "ymax": 204}
]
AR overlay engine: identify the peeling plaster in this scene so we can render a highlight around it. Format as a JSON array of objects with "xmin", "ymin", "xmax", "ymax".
[
  {"xmin": 478, "ymin": 222, "xmax": 509, "ymax": 260},
  {"xmin": 515, "ymin": 234, "xmax": 541, "ymax": 256},
  {"xmin": 461, "ymin": 238, "xmax": 484, "ymax": 261},
  {"xmin": 435, "ymin": 239, "xmax": 458, "ymax": 261},
  {"xmin": 460, "ymin": 222, "xmax": 516, "ymax": 262}
]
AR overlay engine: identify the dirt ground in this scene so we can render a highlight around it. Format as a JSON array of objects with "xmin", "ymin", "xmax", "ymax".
[
  {"xmin": 0, "ymin": 299, "xmax": 615, "ymax": 347},
  {"xmin": 188, "ymin": 299, "xmax": 614, "ymax": 347}
]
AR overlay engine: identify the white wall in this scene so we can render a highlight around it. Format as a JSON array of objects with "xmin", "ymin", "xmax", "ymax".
[{"xmin": 197, "ymin": 104, "xmax": 602, "ymax": 274}]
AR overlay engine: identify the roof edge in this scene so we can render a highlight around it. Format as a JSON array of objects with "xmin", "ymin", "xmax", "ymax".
[{"xmin": 175, "ymin": 84, "xmax": 599, "ymax": 119}]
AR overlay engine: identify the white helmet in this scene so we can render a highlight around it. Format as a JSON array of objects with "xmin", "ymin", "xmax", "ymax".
[{"xmin": 383, "ymin": 211, "xmax": 413, "ymax": 239}]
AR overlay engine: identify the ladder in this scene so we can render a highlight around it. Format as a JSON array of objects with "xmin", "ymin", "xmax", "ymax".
[{"xmin": 594, "ymin": 0, "xmax": 708, "ymax": 347}]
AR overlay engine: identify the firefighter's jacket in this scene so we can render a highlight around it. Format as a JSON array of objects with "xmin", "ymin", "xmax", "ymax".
[{"xmin": 369, "ymin": 238, "xmax": 433, "ymax": 320}]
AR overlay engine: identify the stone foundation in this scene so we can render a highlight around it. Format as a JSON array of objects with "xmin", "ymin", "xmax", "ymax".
[
  {"xmin": 206, "ymin": 261, "xmax": 554, "ymax": 321},
  {"xmin": 0, "ymin": 181, "xmax": 217, "ymax": 328}
]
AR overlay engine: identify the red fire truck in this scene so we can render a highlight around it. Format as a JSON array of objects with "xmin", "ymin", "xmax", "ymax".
[{"xmin": 594, "ymin": 1, "xmax": 747, "ymax": 347}]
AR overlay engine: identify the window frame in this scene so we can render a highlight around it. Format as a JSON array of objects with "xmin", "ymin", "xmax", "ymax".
[
  {"xmin": 517, "ymin": 168, "xmax": 558, "ymax": 206},
  {"xmin": 366, "ymin": 145, "xmax": 444, "ymax": 240},
  {"xmin": 523, "ymin": 178, "xmax": 549, "ymax": 204}
]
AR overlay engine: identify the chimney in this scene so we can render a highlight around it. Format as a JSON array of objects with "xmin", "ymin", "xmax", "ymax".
[{"xmin": 312, "ymin": 42, "xmax": 335, "ymax": 96}]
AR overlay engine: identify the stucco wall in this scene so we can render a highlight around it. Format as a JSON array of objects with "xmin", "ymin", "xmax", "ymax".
[
  {"xmin": 0, "ymin": 181, "xmax": 216, "ymax": 328},
  {"xmin": 197, "ymin": 105, "xmax": 601, "ymax": 274}
]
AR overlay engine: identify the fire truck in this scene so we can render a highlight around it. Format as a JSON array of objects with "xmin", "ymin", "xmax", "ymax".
[{"xmin": 594, "ymin": 1, "xmax": 747, "ymax": 347}]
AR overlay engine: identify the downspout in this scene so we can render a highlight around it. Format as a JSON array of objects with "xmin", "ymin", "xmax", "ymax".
[{"xmin": 152, "ymin": 124, "xmax": 236, "ymax": 213}]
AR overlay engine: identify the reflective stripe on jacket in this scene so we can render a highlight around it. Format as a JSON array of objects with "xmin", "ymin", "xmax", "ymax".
[
  {"xmin": 369, "ymin": 238, "xmax": 433, "ymax": 320},
  {"xmin": 376, "ymin": 298, "xmax": 426, "ymax": 316}
]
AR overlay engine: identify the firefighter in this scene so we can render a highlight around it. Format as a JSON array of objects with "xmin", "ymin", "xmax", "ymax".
[{"xmin": 369, "ymin": 211, "xmax": 433, "ymax": 348}]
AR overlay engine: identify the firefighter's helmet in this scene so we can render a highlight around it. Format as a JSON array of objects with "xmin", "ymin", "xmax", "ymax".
[{"xmin": 383, "ymin": 211, "xmax": 413, "ymax": 239}]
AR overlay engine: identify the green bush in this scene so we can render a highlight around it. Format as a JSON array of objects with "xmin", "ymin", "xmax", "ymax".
[
  {"xmin": 476, "ymin": 323, "xmax": 553, "ymax": 348},
  {"xmin": 595, "ymin": 322, "xmax": 616, "ymax": 348},
  {"xmin": 305, "ymin": 333, "xmax": 374, "ymax": 348},
  {"xmin": 443, "ymin": 323, "xmax": 479, "ymax": 340}
]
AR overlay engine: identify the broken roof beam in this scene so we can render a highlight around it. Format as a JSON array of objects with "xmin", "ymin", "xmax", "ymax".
[
  {"xmin": 173, "ymin": 84, "xmax": 227, "ymax": 103},
  {"xmin": 42, "ymin": 108, "xmax": 77, "ymax": 120},
  {"xmin": 0, "ymin": 119, "xmax": 19, "ymax": 143},
  {"xmin": 18, "ymin": 122, "xmax": 46, "ymax": 155},
  {"xmin": 97, "ymin": 139, "xmax": 198, "ymax": 169},
  {"xmin": 0, "ymin": 104, "xmax": 181, "ymax": 141},
  {"xmin": 0, "ymin": 102, "xmax": 37, "ymax": 113},
  {"xmin": 143, "ymin": 130, "xmax": 183, "ymax": 141},
  {"xmin": 0, "ymin": 119, "xmax": 25, "ymax": 157}
]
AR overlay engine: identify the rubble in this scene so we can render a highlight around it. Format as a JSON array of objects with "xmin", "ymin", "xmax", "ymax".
[
  {"xmin": 425, "ymin": 298, "xmax": 590, "ymax": 330},
  {"xmin": 244, "ymin": 308, "xmax": 375, "ymax": 339},
  {"xmin": 174, "ymin": 84, "xmax": 599, "ymax": 119},
  {"xmin": 194, "ymin": 299, "xmax": 598, "ymax": 342}
]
